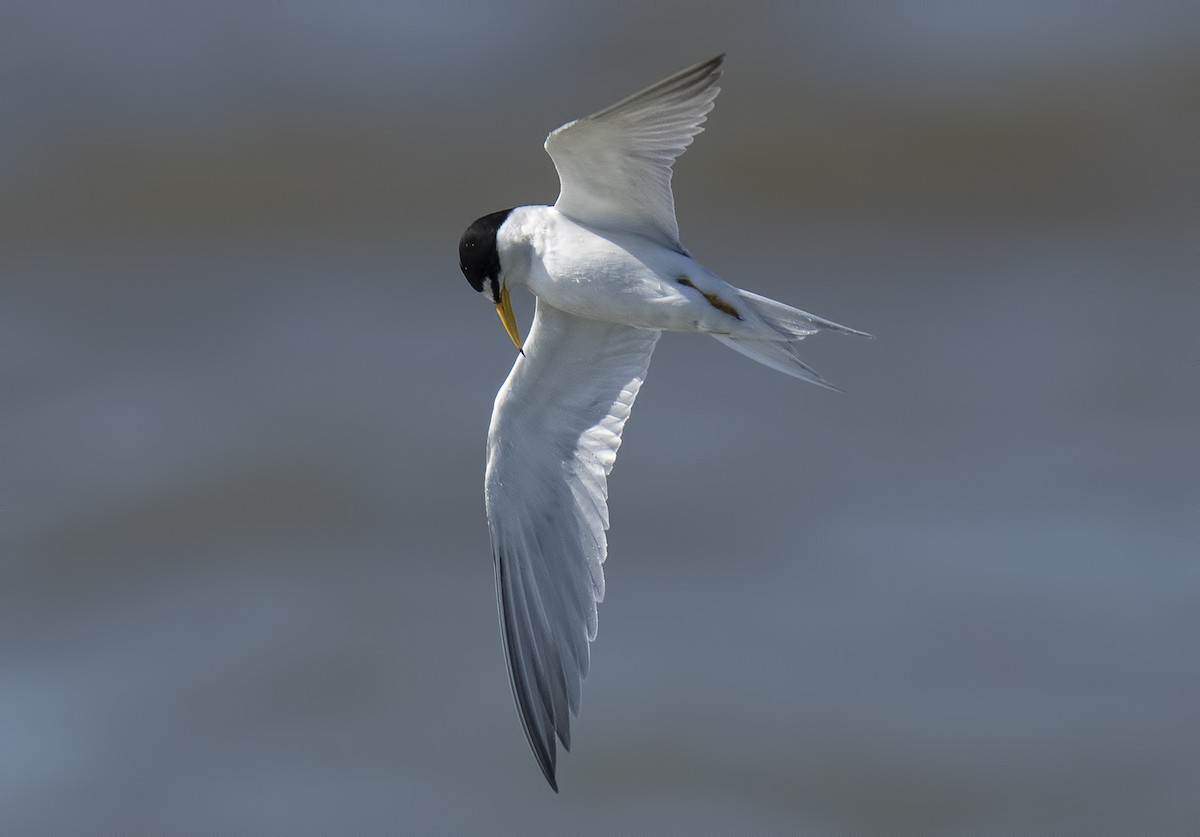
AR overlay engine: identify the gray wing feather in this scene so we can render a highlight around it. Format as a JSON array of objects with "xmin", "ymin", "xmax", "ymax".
[
  {"xmin": 545, "ymin": 55, "xmax": 724, "ymax": 251},
  {"xmin": 486, "ymin": 301, "xmax": 659, "ymax": 790}
]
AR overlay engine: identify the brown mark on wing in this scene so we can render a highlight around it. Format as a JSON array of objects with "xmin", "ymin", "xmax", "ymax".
[{"xmin": 677, "ymin": 276, "xmax": 742, "ymax": 320}]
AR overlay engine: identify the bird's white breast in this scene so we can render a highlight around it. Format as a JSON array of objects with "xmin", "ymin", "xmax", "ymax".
[{"xmin": 498, "ymin": 206, "xmax": 746, "ymax": 335}]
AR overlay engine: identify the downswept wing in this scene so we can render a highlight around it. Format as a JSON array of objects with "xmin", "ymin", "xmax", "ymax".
[
  {"xmin": 485, "ymin": 301, "xmax": 660, "ymax": 791},
  {"xmin": 545, "ymin": 55, "xmax": 724, "ymax": 252}
]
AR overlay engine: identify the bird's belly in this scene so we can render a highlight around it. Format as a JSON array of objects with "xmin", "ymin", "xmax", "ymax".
[{"xmin": 525, "ymin": 234, "xmax": 737, "ymax": 334}]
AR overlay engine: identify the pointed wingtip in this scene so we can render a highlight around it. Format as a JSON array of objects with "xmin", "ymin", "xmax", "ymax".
[
  {"xmin": 702, "ymin": 53, "xmax": 726, "ymax": 82},
  {"xmin": 526, "ymin": 726, "xmax": 559, "ymax": 792},
  {"xmin": 529, "ymin": 730, "xmax": 559, "ymax": 792},
  {"xmin": 536, "ymin": 751, "xmax": 559, "ymax": 792}
]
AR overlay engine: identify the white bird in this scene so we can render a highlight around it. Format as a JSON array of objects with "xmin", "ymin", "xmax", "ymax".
[{"xmin": 458, "ymin": 54, "xmax": 868, "ymax": 791}]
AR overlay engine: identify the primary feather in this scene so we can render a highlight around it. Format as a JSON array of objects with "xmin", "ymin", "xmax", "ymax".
[
  {"xmin": 486, "ymin": 301, "xmax": 659, "ymax": 790},
  {"xmin": 546, "ymin": 54, "xmax": 724, "ymax": 251}
]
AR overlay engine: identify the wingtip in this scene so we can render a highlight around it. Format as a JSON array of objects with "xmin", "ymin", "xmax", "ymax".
[
  {"xmin": 525, "ymin": 720, "xmax": 560, "ymax": 792},
  {"xmin": 527, "ymin": 721, "xmax": 560, "ymax": 793},
  {"xmin": 684, "ymin": 53, "xmax": 723, "ymax": 70},
  {"xmin": 700, "ymin": 53, "xmax": 726, "ymax": 80},
  {"xmin": 535, "ymin": 751, "xmax": 559, "ymax": 792}
]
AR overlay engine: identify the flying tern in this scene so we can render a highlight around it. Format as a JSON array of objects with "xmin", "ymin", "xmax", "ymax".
[{"xmin": 458, "ymin": 54, "xmax": 868, "ymax": 791}]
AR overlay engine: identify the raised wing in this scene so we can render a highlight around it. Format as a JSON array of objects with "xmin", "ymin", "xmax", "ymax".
[
  {"xmin": 485, "ymin": 301, "xmax": 660, "ymax": 790},
  {"xmin": 545, "ymin": 54, "xmax": 724, "ymax": 252}
]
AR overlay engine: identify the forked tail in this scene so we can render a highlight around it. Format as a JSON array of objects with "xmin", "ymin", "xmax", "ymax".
[{"xmin": 713, "ymin": 289, "xmax": 871, "ymax": 390}]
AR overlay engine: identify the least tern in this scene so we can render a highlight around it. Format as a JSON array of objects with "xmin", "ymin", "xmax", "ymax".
[{"xmin": 458, "ymin": 54, "xmax": 868, "ymax": 791}]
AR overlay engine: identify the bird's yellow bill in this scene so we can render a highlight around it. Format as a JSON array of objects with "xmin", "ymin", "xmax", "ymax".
[{"xmin": 495, "ymin": 284, "xmax": 523, "ymax": 353}]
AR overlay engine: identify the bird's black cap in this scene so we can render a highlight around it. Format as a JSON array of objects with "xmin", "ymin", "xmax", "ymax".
[{"xmin": 459, "ymin": 208, "xmax": 514, "ymax": 302}]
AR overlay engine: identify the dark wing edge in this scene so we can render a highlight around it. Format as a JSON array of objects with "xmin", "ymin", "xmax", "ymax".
[
  {"xmin": 587, "ymin": 53, "xmax": 725, "ymax": 123},
  {"xmin": 485, "ymin": 303, "xmax": 660, "ymax": 790}
]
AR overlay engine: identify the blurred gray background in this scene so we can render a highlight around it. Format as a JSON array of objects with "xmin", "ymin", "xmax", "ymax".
[{"xmin": 5, "ymin": 3, "xmax": 1196, "ymax": 833}]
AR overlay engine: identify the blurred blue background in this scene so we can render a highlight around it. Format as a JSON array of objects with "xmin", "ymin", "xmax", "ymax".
[{"xmin": 5, "ymin": 3, "xmax": 1196, "ymax": 832}]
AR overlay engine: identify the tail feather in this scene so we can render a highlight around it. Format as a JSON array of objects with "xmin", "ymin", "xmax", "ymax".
[
  {"xmin": 712, "ymin": 335, "xmax": 843, "ymax": 392},
  {"xmin": 737, "ymin": 289, "xmax": 873, "ymax": 339},
  {"xmin": 714, "ymin": 290, "xmax": 869, "ymax": 390}
]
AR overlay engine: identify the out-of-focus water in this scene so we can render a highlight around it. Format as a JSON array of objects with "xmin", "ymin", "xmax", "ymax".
[{"xmin": 5, "ymin": 4, "xmax": 1196, "ymax": 833}]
